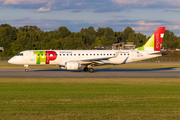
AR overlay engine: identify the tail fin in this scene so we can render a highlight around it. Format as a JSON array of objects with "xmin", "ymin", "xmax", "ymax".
[{"xmin": 137, "ymin": 27, "xmax": 165, "ymax": 51}]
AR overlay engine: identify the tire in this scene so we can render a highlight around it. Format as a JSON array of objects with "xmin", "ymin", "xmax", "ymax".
[
  {"xmin": 84, "ymin": 67, "xmax": 89, "ymax": 72},
  {"xmin": 89, "ymin": 68, "xmax": 94, "ymax": 73},
  {"xmin": 25, "ymin": 69, "xmax": 29, "ymax": 72}
]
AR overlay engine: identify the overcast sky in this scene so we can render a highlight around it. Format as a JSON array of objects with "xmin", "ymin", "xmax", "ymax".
[{"xmin": 0, "ymin": 0, "xmax": 180, "ymax": 36}]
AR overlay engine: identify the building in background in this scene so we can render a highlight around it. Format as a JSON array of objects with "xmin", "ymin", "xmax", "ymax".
[
  {"xmin": 112, "ymin": 42, "xmax": 136, "ymax": 50},
  {"xmin": 123, "ymin": 42, "xmax": 136, "ymax": 50},
  {"xmin": 95, "ymin": 42, "xmax": 136, "ymax": 50}
]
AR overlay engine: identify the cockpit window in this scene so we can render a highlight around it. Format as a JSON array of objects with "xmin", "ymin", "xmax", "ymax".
[{"xmin": 16, "ymin": 53, "xmax": 23, "ymax": 56}]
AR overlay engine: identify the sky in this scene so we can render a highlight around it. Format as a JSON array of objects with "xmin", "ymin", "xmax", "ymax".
[{"xmin": 0, "ymin": 0, "xmax": 180, "ymax": 37}]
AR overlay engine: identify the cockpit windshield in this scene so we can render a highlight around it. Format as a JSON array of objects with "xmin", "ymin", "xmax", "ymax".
[{"xmin": 16, "ymin": 53, "xmax": 23, "ymax": 56}]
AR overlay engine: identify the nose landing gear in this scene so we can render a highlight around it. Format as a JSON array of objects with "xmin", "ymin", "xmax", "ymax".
[{"xmin": 24, "ymin": 65, "xmax": 29, "ymax": 72}]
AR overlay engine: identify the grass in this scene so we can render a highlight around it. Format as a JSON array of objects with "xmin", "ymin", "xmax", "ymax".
[{"xmin": 0, "ymin": 78, "xmax": 180, "ymax": 120}]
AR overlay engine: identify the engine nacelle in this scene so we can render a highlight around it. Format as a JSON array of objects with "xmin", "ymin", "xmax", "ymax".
[{"xmin": 65, "ymin": 62, "xmax": 81, "ymax": 70}]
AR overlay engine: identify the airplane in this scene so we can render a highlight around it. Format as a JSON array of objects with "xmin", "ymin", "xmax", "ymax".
[{"xmin": 8, "ymin": 27, "xmax": 166, "ymax": 72}]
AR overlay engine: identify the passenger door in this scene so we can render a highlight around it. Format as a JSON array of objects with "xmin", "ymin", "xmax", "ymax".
[
  {"xmin": 29, "ymin": 51, "xmax": 35, "ymax": 61},
  {"xmin": 131, "ymin": 50, "xmax": 136, "ymax": 60}
]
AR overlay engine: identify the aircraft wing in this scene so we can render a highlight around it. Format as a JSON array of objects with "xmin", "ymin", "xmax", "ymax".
[
  {"xmin": 67, "ymin": 49, "xmax": 121, "ymax": 65},
  {"xmin": 81, "ymin": 57, "xmax": 111, "ymax": 61}
]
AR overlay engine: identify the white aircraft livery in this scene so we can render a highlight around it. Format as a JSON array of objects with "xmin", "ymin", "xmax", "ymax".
[{"xmin": 8, "ymin": 27, "xmax": 166, "ymax": 72}]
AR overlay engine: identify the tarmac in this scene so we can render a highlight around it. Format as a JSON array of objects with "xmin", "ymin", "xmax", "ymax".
[{"xmin": 0, "ymin": 68, "xmax": 180, "ymax": 78}]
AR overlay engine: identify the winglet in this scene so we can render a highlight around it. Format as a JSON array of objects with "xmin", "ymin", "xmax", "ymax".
[
  {"xmin": 110, "ymin": 49, "xmax": 121, "ymax": 58},
  {"xmin": 122, "ymin": 57, "xmax": 129, "ymax": 64}
]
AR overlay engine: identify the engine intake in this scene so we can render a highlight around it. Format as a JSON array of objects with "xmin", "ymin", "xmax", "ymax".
[{"xmin": 65, "ymin": 62, "xmax": 81, "ymax": 70}]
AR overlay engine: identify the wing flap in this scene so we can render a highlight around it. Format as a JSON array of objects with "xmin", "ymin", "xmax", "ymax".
[
  {"xmin": 66, "ymin": 49, "xmax": 121, "ymax": 65},
  {"xmin": 81, "ymin": 49, "xmax": 121, "ymax": 62}
]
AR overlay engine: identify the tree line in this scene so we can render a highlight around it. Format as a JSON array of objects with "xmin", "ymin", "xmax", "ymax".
[{"xmin": 0, "ymin": 24, "xmax": 179, "ymax": 57}]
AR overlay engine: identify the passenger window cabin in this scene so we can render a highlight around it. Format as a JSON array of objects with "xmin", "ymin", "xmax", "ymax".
[
  {"xmin": 48, "ymin": 54, "xmax": 53, "ymax": 56},
  {"xmin": 57, "ymin": 52, "xmax": 123, "ymax": 57}
]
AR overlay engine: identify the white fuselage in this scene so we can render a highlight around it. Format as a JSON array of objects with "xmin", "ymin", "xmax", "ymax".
[{"xmin": 8, "ymin": 49, "xmax": 161, "ymax": 66}]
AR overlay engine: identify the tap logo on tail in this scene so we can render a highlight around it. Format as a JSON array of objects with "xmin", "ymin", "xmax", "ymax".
[
  {"xmin": 154, "ymin": 27, "xmax": 165, "ymax": 51},
  {"xmin": 137, "ymin": 27, "xmax": 165, "ymax": 51}
]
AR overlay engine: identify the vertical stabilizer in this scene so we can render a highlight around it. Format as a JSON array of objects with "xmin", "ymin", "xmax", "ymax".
[{"xmin": 137, "ymin": 27, "xmax": 165, "ymax": 51}]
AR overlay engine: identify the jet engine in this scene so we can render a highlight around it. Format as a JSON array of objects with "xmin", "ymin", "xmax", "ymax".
[{"xmin": 65, "ymin": 62, "xmax": 81, "ymax": 70}]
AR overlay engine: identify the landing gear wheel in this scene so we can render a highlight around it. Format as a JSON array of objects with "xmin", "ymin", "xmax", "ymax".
[
  {"xmin": 84, "ymin": 67, "xmax": 89, "ymax": 72},
  {"xmin": 24, "ymin": 65, "xmax": 29, "ymax": 72},
  {"xmin": 89, "ymin": 68, "xmax": 94, "ymax": 73}
]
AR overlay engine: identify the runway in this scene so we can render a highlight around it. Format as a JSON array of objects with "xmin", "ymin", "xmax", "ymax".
[{"xmin": 0, "ymin": 68, "xmax": 180, "ymax": 78}]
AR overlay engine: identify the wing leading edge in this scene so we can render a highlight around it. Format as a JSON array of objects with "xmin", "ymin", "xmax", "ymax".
[{"xmin": 67, "ymin": 49, "xmax": 121, "ymax": 65}]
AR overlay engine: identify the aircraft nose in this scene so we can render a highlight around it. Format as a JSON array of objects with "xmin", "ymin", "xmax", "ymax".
[{"xmin": 8, "ymin": 58, "xmax": 13, "ymax": 64}]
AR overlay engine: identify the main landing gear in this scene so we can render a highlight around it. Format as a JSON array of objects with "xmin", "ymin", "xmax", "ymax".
[
  {"xmin": 84, "ymin": 65, "xmax": 94, "ymax": 73},
  {"xmin": 24, "ymin": 65, "xmax": 29, "ymax": 72}
]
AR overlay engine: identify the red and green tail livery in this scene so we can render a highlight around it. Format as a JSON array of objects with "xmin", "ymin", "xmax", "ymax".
[{"xmin": 137, "ymin": 27, "xmax": 165, "ymax": 51}]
